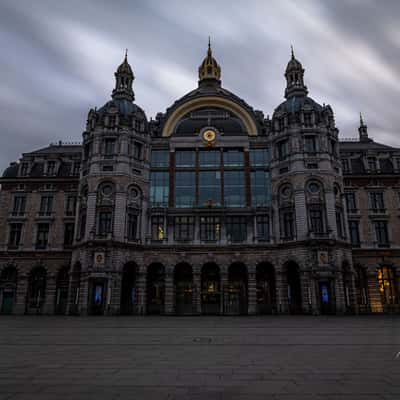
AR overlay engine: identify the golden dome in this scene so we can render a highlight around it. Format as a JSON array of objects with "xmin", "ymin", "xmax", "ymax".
[{"xmin": 198, "ymin": 39, "xmax": 221, "ymax": 82}]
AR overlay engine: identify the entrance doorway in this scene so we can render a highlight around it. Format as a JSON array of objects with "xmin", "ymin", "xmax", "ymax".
[
  {"xmin": 26, "ymin": 266, "xmax": 46, "ymax": 314},
  {"xmin": 146, "ymin": 263, "xmax": 165, "ymax": 315},
  {"xmin": 201, "ymin": 263, "xmax": 220, "ymax": 315},
  {"xmin": 256, "ymin": 263, "xmax": 276, "ymax": 314},
  {"xmin": 225, "ymin": 263, "xmax": 248, "ymax": 315},
  {"xmin": 90, "ymin": 279, "xmax": 106, "ymax": 315},
  {"xmin": 286, "ymin": 262, "xmax": 302, "ymax": 314},
  {"xmin": 120, "ymin": 263, "xmax": 137, "ymax": 315},
  {"xmin": 319, "ymin": 281, "xmax": 335, "ymax": 314},
  {"xmin": 174, "ymin": 263, "xmax": 193, "ymax": 315},
  {"xmin": 0, "ymin": 266, "xmax": 17, "ymax": 314},
  {"xmin": 55, "ymin": 267, "xmax": 69, "ymax": 315}
]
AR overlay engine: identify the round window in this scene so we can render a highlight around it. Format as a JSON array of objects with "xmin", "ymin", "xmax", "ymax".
[
  {"xmin": 308, "ymin": 182, "xmax": 320, "ymax": 193},
  {"xmin": 130, "ymin": 187, "xmax": 139, "ymax": 198},
  {"xmin": 101, "ymin": 184, "xmax": 113, "ymax": 196},
  {"xmin": 281, "ymin": 186, "xmax": 292, "ymax": 198}
]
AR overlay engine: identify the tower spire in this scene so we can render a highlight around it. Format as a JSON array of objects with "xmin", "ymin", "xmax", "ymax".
[
  {"xmin": 291, "ymin": 44, "xmax": 294, "ymax": 59},
  {"xmin": 284, "ymin": 48, "xmax": 308, "ymax": 99},
  {"xmin": 112, "ymin": 52, "xmax": 135, "ymax": 101}
]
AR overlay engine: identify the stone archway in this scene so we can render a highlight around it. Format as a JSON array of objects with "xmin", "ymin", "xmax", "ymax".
[
  {"xmin": 201, "ymin": 263, "xmax": 220, "ymax": 315},
  {"xmin": 174, "ymin": 263, "xmax": 193, "ymax": 315},
  {"xmin": 146, "ymin": 263, "xmax": 165, "ymax": 315},
  {"xmin": 120, "ymin": 262, "xmax": 137, "ymax": 315},
  {"xmin": 286, "ymin": 261, "xmax": 302, "ymax": 315},
  {"xmin": 26, "ymin": 266, "xmax": 47, "ymax": 314},
  {"xmin": 225, "ymin": 263, "xmax": 248, "ymax": 315},
  {"xmin": 0, "ymin": 266, "xmax": 18, "ymax": 314},
  {"xmin": 256, "ymin": 263, "xmax": 276, "ymax": 314}
]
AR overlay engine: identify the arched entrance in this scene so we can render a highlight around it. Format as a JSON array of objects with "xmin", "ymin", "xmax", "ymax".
[
  {"xmin": 201, "ymin": 263, "xmax": 220, "ymax": 315},
  {"xmin": 355, "ymin": 264, "xmax": 369, "ymax": 313},
  {"xmin": 120, "ymin": 262, "xmax": 137, "ymax": 315},
  {"xmin": 225, "ymin": 263, "xmax": 248, "ymax": 315},
  {"xmin": 55, "ymin": 267, "xmax": 69, "ymax": 315},
  {"xmin": 146, "ymin": 263, "xmax": 165, "ymax": 315},
  {"xmin": 256, "ymin": 263, "xmax": 276, "ymax": 314},
  {"xmin": 89, "ymin": 278, "xmax": 106, "ymax": 315},
  {"xmin": 0, "ymin": 266, "xmax": 17, "ymax": 314},
  {"xmin": 286, "ymin": 261, "xmax": 302, "ymax": 314},
  {"xmin": 27, "ymin": 266, "xmax": 46, "ymax": 314},
  {"xmin": 69, "ymin": 262, "xmax": 81, "ymax": 315},
  {"xmin": 174, "ymin": 263, "xmax": 193, "ymax": 315}
]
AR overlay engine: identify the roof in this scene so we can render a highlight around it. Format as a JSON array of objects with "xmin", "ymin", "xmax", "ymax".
[
  {"xmin": 98, "ymin": 98, "xmax": 146, "ymax": 119},
  {"xmin": 274, "ymin": 95, "xmax": 323, "ymax": 115},
  {"xmin": 339, "ymin": 139, "xmax": 399, "ymax": 152},
  {"xmin": 24, "ymin": 144, "xmax": 83, "ymax": 156}
]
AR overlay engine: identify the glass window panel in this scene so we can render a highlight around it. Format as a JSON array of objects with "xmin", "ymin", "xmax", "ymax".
[
  {"xmin": 174, "ymin": 216, "xmax": 195, "ymax": 241},
  {"xmin": 251, "ymin": 170, "xmax": 271, "ymax": 206},
  {"xmin": 226, "ymin": 216, "xmax": 247, "ymax": 242},
  {"xmin": 150, "ymin": 150, "xmax": 169, "ymax": 168},
  {"xmin": 223, "ymin": 149, "xmax": 244, "ymax": 167},
  {"xmin": 198, "ymin": 171, "xmax": 221, "ymax": 207},
  {"xmin": 175, "ymin": 150, "xmax": 196, "ymax": 167},
  {"xmin": 199, "ymin": 150, "xmax": 220, "ymax": 167},
  {"xmin": 175, "ymin": 171, "xmax": 196, "ymax": 208},
  {"xmin": 224, "ymin": 170, "xmax": 246, "ymax": 207},
  {"xmin": 250, "ymin": 148, "xmax": 270, "ymax": 167},
  {"xmin": 150, "ymin": 171, "xmax": 169, "ymax": 207},
  {"xmin": 200, "ymin": 216, "xmax": 220, "ymax": 241},
  {"xmin": 256, "ymin": 215, "xmax": 270, "ymax": 241}
]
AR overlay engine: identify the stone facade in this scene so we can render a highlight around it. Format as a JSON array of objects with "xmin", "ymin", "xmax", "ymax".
[{"xmin": 0, "ymin": 46, "xmax": 399, "ymax": 316}]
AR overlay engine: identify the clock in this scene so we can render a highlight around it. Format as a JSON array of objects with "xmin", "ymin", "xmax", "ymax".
[{"xmin": 202, "ymin": 129, "xmax": 216, "ymax": 143}]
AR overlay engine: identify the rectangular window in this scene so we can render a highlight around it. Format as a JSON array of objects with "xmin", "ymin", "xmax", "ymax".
[
  {"xmin": 368, "ymin": 157, "xmax": 377, "ymax": 172},
  {"xmin": 39, "ymin": 195, "xmax": 53, "ymax": 216},
  {"xmin": 200, "ymin": 216, "xmax": 220, "ymax": 241},
  {"xmin": 304, "ymin": 113, "xmax": 312, "ymax": 126},
  {"xmin": 65, "ymin": 195, "xmax": 77, "ymax": 216},
  {"xmin": 336, "ymin": 209, "xmax": 344, "ymax": 238},
  {"xmin": 127, "ymin": 213, "xmax": 138, "ymax": 241},
  {"xmin": 72, "ymin": 162, "xmax": 81, "ymax": 176},
  {"xmin": 20, "ymin": 162, "xmax": 29, "ymax": 176},
  {"xmin": 150, "ymin": 171, "xmax": 169, "ymax": 207},
  {"xmin": 224, "ymin": 170, "xmax": 246, "ymax": 207},
  {"xmin": 12, "ymin": 195, "xmax": 26, "ymax": 216},
  {"xmin": 277, "ymin": 140, "xmax": 289, "ymax": 161},
  {"xmin": 226, "ymin": 216, "xmax": 247, "ymax": 242},
  {"xmin": 104, "ymin": 139, "xmax": 116, "ymax": 156},
  {"xmin": 64, "ymin": 223, "xmax": 75, "ymax": 246},
  {"xmin": 342, "ymin": 159, "xmax": 350, "ymax": 173},
  {"xmin": 250, "ymin": 148, "xmax": 270, "ymax": 167},
  {"xmin": 199, "ymin": 150, "xmax": 220, "ymax": 167},
  {"xmin": 375, "ymin": 221, "xmax": 389, "ymax": 247},
  {"xmin": 150, "ymin": 150, "xmax": 169, "ymax": 167},
  {"xmin": 348, "ymin": 220, "xmax": 360, "ymax": 246},
  {"xmin": 46, "ymin": 161, "xmax": 56, "ymax": 175},
  {"xmin": 151, "ymin": 215, "xmax": 165, "ymax": 241},
  {"xmin": 133, "ymin": 142, "xmax": 142, "ymax": 160},
  {"xmin": 309, "ymin": 208, "xmax": 324, "ymax": 234},
  {"xmin": 257, "ymin": 215, "xmax": 270, "ymax": 241},
  {"xmin": 8, "ymin": 223, "xmax": 22, "ymax": 248},
  {"xmin": 304, "ymin": 136, "xmax": 317, "ymax": 153},
  {"xmin": 98, "ymin": 211, "xmax": 113, "ymax": 236},
  {"xmin": 175, "ymin": 171, "xmax": 196, "ymax": 208},
  {"xmin": 280, "ymin": 209, "xmax": 294, "ymax": 239},
  {"xmin": 175, "ymin": 150, "xmax": 196, "ymax": 167},
  {"xmin": 174, "ymin": 216, "xmax": 195, "ymax": 241},
  {"xmin": 345, "ymin": 192, "xmax": 357, "ymax": 213},
  {"xmin": 251, "ymin": 170, "xmax": 271, "ymax": 207},
  {"xmin": 36, "ymin": 223, "xmax": 49, "ymax": 249},
  {"xmin": 223, "ymin": 149, "xmax": 244, "ymax": 167},
  {"xmin": 369, "ymin": 192, "xmax": 385, "ymax": 212},
  {"xmin": 198, "ymin": 171, "xmax": 221, "ymax": 206}
]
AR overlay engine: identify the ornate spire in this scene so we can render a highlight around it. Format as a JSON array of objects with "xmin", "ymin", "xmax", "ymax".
[
  {"xmin": 284, "ymin": 47, "xmax": 308, "ymax": 99},
  {"xmin": 359, "ymin": 112, "xmax": 369, "ymax": 141},
  {"xmin": 198, "ymin": 38, "xmax": 221, "ymax": 85},
  {"xmin": 112, "ymin": 51, "xmax": 135, "ymax": 101}
]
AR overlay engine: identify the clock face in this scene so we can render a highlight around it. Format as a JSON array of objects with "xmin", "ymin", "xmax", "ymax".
[{"xmin": 202, "ymin": 129, "xmax": 216, "ymax": 142}]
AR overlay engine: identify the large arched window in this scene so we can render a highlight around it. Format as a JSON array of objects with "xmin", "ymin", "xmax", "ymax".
[
  {"xmin": 96, "ymin": 182, "xmax": 115, "ymax": 237},
  {"xmin": 377, "ymin": 266, "xmax": 397, "ymax": 305},
  {"xmin": 306, "ymin": 180, "xmax": 327, "ymax": 236},
  {"xmin": 279, "ymin": 184, "xmax": 295, "ymax": 240}
]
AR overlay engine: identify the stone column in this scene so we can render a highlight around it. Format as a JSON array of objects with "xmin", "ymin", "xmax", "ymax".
[
  {"xmin": 325, "ymin": 190, "xmax": 337, "ymax": 237},
  {"xmin": 79, "ymin": 273, "xmax": 89, "ymax": 316},
  {"xmin": 113, "ymin": 193, "xmax": 126, "ymax": 242},
  {"xmin": 107, "ymin": 273, "xmax": 121, "ymax": 315},
  {"xmin": 275, "ymin": 270, "xmax": 287, "ymax": 314},
  {"xmin": 247, "ymin": 270, "xmax": 257, "ymax": 315},
  {"xmin": 294, "ymin": 189, "xmax": 308, "ymax": 240},
  {"xmin": 43, "ymin": 272, "xmax": 56, "ymax": 315},
  {"xmin": 137, "ymin": 265, "xmax": 147, "ymax": 315},
  {"xmin": 334, "ymin": 272, "xmax": 346, "ymax": 314},
  {"xmin": 164, "ymin": 265, "xmax": 174, "ymax": 315},
  {"xmin": 14, "ymin": 273, "xmax": 28, "ymax": 315},
  {"xmin": 300, "ymin": 271, "xmax": 312, "ymax": 315},
  {"xmin": 193, "ymin": 267, "xmax": 201, "ymax": 315},
  {"xmin": 85, "ymin": 193, "xmax": 97, "ymax": 239}
]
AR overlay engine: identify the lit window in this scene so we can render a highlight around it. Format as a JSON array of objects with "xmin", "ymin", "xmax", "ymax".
[
  {"xmin": 377, "ymin": 266, "xmax": 397, "ymax": 305},
  {"xmin": 151, "ymin": 216, "xmax": 164, "ymax": 241}
]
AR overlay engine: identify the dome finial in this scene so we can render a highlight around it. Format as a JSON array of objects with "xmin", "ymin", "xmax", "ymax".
[
  {"xmin": 198, "ymin": 38, "xmax": 221, "ymax": 85},
  {"xmin": 125, "ymin": 48, "xmax": 128, "ymax": 61},
  {"xmin": 359, "ymin": 111, "xmax": 364, "ymax": 127},
  {"xmin": 291, "ymin": 44, "xmax": 295, "ymax": 59},
  {"xmin": 359, "ymin": 112, "xmax": 369, "ymax": 141},
  {"xmin": 112, "ymin": 53, "xmax": 135, "ymax": 101}
]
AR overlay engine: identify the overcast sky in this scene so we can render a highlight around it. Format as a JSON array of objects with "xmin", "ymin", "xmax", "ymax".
[{"xmin": 1, "ymin": 0, "xmax": 400, "ymax": 170}]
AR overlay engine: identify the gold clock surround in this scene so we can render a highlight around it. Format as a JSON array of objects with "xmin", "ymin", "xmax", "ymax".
[{"xmin": 203, "ymin": 129, "xmax": 216, "ymax": 142}]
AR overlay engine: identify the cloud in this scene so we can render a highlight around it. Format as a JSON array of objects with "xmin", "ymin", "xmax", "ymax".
[{"xmin": 0, "ymin": 0, "xmax": 399, "ymax": 171}]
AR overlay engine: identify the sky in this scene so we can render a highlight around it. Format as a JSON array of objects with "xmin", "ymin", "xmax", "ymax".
[{"xmin": 0, "ymin": 0, "xmax": 400, "ymax": 171}]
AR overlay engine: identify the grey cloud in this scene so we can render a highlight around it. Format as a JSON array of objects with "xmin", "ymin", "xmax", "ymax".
[{"xmin": 0, "ymin": 0, "xmax": 399, "ymax": 171}]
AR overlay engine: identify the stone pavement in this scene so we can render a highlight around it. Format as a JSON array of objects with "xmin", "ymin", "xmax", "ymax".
[{"xmin": 0, "ymin": 316, "xmax": 399, "ymax": 400}]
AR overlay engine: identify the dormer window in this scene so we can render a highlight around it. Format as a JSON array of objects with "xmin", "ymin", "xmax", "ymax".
[
  {"xmin": 368, "ymin": 157, "xmax": 377, "ymax": 172},
  {"xmin": 20, "ymin": 162, "xmax": 29, "ymax": 176},
  {"xmin": 108, "ymin": 115, "xmax": 116, "ymax": 127},
  {"xmin": 46, "ymin": 161, "xmax": 56, "ymax": 175}
]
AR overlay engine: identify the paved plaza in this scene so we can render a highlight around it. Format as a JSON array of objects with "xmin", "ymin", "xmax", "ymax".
[{"xmin": 0, "ymin": 316, "xmax": 399, "ymax": 400}]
